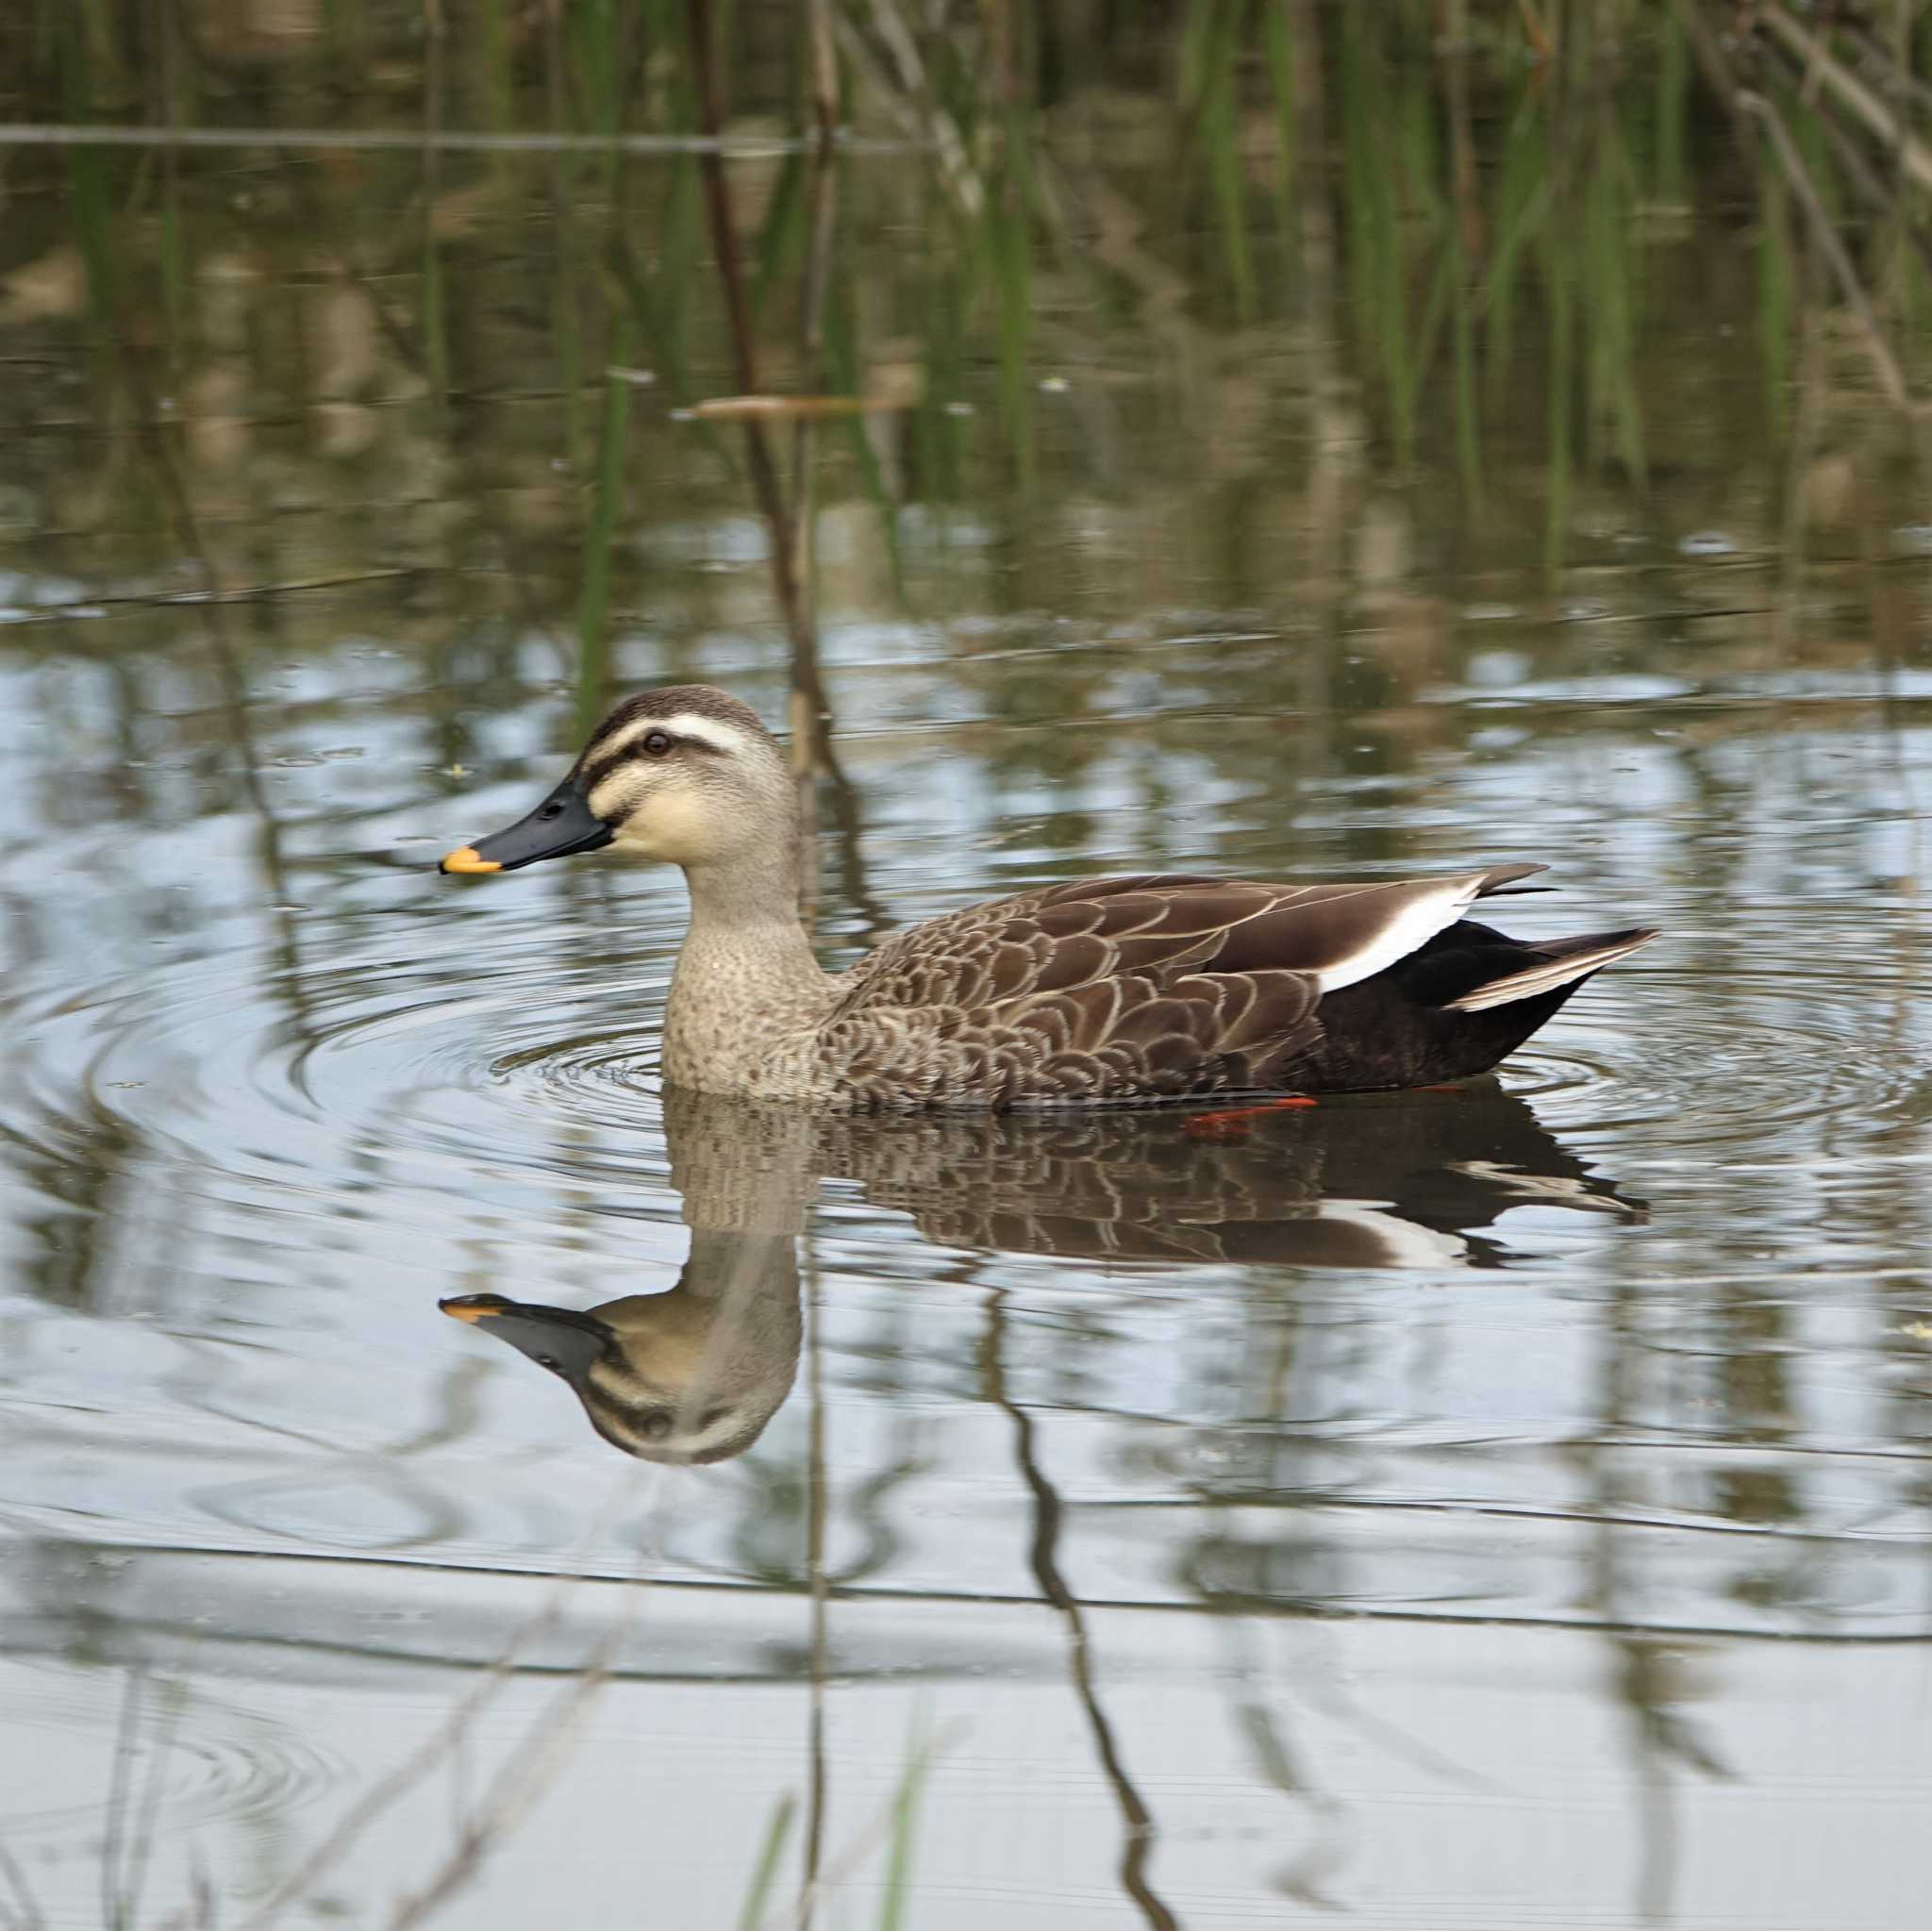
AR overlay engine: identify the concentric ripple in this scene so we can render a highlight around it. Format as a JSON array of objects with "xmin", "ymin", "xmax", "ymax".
[
  {"xmin": 1, "ymin": 881, "xmax": 692, "ymax": 1270},
  {"xmin": 0, "ymin": 1658, "xmax": 341, "ymax": 1841},
  {"xmin": 1507, "ymin": 969, "xmax": 1932, "ymax": 1147},
  {"xmin": 7, "ymin": 841, "xmax": 1932, "ymax": 1258}
]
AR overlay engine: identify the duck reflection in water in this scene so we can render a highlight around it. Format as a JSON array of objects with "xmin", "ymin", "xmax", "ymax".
[{"xmin": 441, "ymin": 1081, "xmax": 1638, "ymax": 1463}]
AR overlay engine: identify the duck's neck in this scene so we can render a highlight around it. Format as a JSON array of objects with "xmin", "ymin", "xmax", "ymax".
[{"xmin": 662, "ymin": 849, "xmax": 834, "ymax": 1090}]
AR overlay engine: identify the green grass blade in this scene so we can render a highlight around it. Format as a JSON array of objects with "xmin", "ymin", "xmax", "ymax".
[
  {"xmin": 1262, "ymin": 0, "xmax": 1297, "ymax": 291},
  {"xmin": 1453, "ymin": 241, "xmax": 1481, "ymax": 507},
  {"xmin": 423, "ymin": 225, "xmax": 448, "ymax": 410},
  {"xmin": 1398, "ymin": 64, "xmax": 1443, "ymax": 234},
  {"xmin": 1177, "ymin": 0, "xmax": 1224, "ymax": 113},
  {"xmin": 1655, "ymin": 8, "xmax": 1688, "ymax": 206},
  {"xmin": 825, "ymin": 269, "xmax": 908, "ymax": 605},
  {"xmin": 480, "ymin": 0, "xmax": 515, "ymax": 134},
  {"xmin": 1395, "ymin": 244, "xmax": 1453, "ymax": 466},
  {"xmin": 752, "ymin": 149, "xmax": 808, "ymax": 325},
  {"xmin": 735, "ymin": 1791, "xmax": 797, "ymax": 1931},
  {"xmin": 1757, "ymin": 169, "xmax": 1792, "ymax": 443},
  {"xmin": 1545, "ymin": 246, "xmax": 1574, "ymax": 582},
  {"xmin": 1340, "ymin": 1, "xmax": 1407, "ymax": 434},
  {"xmin": 577, "ymin": 330, "xmax": 634, "ymax": 739},
  {"xmin": 875, "ymin": 1706, "xmax": 934, "ymax": 1931},
  {"xmin": 1204, "ymin": 6, "xmax": 1257, "ymax": 322},
  {"xmin": 987, "ymin": 114, "xmax": 1036, "ymax": 485},
  {"xmin": 1484, "ymin": 96, "xmax": 1549, "ymax": 384}
]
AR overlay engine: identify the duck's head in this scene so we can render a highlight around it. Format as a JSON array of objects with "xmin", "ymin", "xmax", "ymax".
[
  {"xmin": 441, "ymin": 1232, "xmax": 800, "ymax": 1464},
  {"xmin": 440, "ymin": 685, "xmax": 790, "ymax": 877}
]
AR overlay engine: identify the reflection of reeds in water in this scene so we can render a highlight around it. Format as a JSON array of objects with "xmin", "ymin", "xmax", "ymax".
[
  {"xmin": 982, "ymin": 1288, "xmax": 1179, "ymax": 1931},
  {"xmin": 18, "ymin": 3, "xmax": 1932, "ymax": 624},
  {"xmin": 1, "ymin": 1506, "xmax": 941, "ymax": 1928},
  {"xmin": 575, "ymin": 336, "xmax": 632, "ymax": 735}
]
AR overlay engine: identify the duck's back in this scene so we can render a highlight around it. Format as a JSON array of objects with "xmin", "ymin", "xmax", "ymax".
[{"xmin": 794, "ymin": 864, "xmax": 1646, "ymax": 1111}]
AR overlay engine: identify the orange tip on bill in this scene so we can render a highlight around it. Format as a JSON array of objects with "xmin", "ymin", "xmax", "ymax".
[
  {"xmin": 440, "ymin": 846, "xmax": 502, "ymax": 874},
  {"xmin": 439, "ymin": 1297, "xmax": 506, "ymax": 1323}
]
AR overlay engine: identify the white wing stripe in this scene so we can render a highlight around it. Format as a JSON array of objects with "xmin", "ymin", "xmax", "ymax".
[{"xmin": 1314, "ymin": 876, "xmax": 1484, "ymax": 993}]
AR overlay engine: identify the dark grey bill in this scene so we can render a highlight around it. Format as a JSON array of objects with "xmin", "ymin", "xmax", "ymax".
[
  {"xmin": 439, "ymin": 1294, "xmax": 615, "ymax": 1382},
  {"xmin": 440, "ymin": 775, "xmax": 614, "ymax": 874}
]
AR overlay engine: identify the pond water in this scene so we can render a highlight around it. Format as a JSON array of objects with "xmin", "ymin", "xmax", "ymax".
[{"xmin": 3, "ymin": 13, "xmax": 1932, "ymax": 1929}]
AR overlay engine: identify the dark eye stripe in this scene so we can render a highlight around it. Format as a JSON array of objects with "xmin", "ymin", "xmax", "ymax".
[
  {"xmin": 584, "ymin": 740, "xmax": 672, "ymax": 791},
  {"xmin": 580, "ymin": 731, "xmax": 723, "ymax": 794},
  {"xmin": 581, "ymin": 747, "xmax": 640, "ymax": 793}
]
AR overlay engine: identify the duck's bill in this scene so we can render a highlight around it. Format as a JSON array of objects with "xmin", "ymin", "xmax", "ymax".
[
  {"xmin": 440, "ymin": 777, "xmax": 614, "ymax": 874},
  {"xmin": 439, "ymin": 1293, "xmax": 516, "ymax": 1323},
  {"xmin": 439, "ymin": 1295, "xmax": 615, "ymax": 1378}
]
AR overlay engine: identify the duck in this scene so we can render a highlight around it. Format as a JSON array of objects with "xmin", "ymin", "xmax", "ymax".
[
  {"xmin": 441, "ymin": 1226, "xmax": 801, "ymax": 1465},
  {"xmin": 439, "ymin": 684, "xmax": 1657, "ymax": 1111},
  {"xmin": 441, "ymin": 1088, "xmax": 811, "ymax": 1466},
  {"xmin": 438, "ymin": 1082, "xmax": 1639, "ymax": 1463}
]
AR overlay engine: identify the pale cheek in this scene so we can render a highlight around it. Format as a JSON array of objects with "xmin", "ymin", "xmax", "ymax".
[
  {"xmin": 613, "ymin": 791, "xmax": 715, "ymax": 865},
  {"xmin": 586, "ymin": 775, "xmax": 633, "ymax": 823}
]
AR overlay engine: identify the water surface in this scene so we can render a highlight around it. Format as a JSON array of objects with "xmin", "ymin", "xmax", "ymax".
[{"xmin": 2, "ymin": 12, "xmax": 1931, "ymax": 1927}]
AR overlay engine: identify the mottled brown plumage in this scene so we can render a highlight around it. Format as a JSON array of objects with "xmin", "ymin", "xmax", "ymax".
[{"xmin": 440, "ymin": 686, "xmax": 1658, "ymax": 1110}]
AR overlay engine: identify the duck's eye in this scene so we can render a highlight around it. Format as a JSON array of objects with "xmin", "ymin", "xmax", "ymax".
[{"xmin": 642, "ymin": 731, "xmax": 673, "ymax": 757}]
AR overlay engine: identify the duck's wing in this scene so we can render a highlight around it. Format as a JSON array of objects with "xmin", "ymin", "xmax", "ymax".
[
  {"xmin": 833, "ymin": 864, "xmax": 1546, "ymax": 1014},
  {"xmin": 823, "ymin": 865, "xmax": 1545, "ymax": 1100}
]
